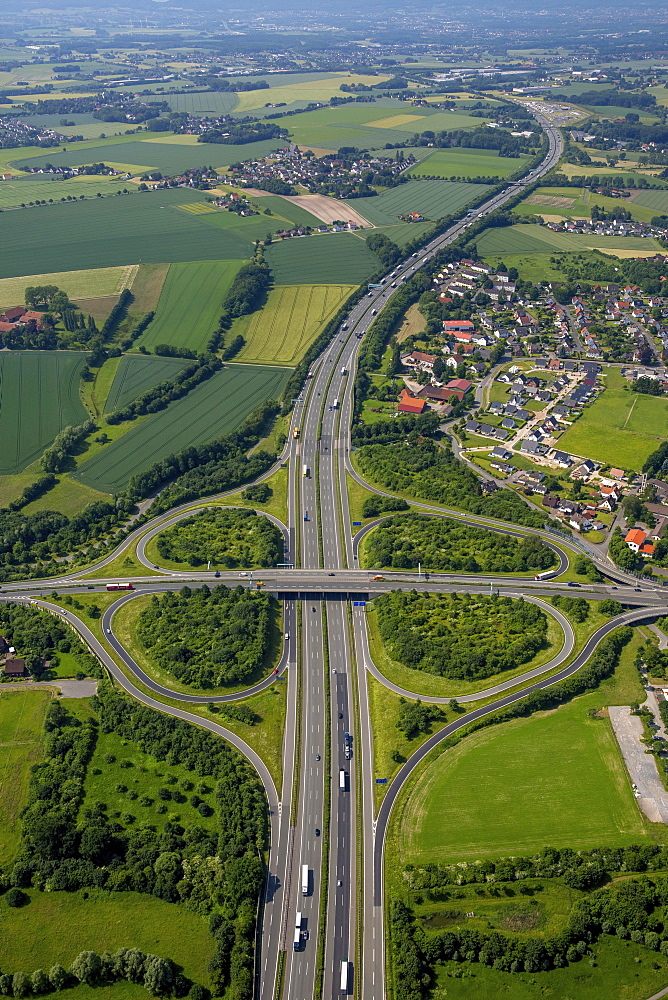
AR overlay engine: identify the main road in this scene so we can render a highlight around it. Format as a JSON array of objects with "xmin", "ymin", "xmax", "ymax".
[{"xmin": 1, "ymin": 111, "xmax": 618, "ymax": 1000}]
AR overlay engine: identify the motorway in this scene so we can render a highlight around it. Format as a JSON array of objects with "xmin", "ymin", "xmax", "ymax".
[{"xmin": 6, "ymin": 110, "xmax": 663, "ymax": 1000}]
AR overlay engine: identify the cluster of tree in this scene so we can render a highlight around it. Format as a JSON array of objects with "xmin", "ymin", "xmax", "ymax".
[
  {"xmin": 221, "ymin": 334, "xmax": 245, "ymax": 360},
  {"xmin": 396, "ymin": 697, "xmax": 444, "ymax": 739},
  {"xmin": 572, "ymin": 554, "xmax": 602, "ymax": 582},
  {"xmin": 153, "ymin": 343, "xmax": 197, "ymax": 360},
  {"xmin": 365, "ymin": 233, "xmax": 401, "ymax": 269},
  {"xmin": 366, "ymin": 513, "xmax": 555, "ymax": 574},
  {"xmin": 361, "ymin": 495, "xmax": 409, "ymax": 518},
  {"xmin": 220, "ymin": 259, "xmax": 271, "ymax": 323},
  {"xmin": 0, "ymin": 600, "xmax": 98, "ymax": 680},
  {"xmin": 0, "ymin": 949, "xmax": 187, "ymax": 998},
  {"xmin": 24, "ymin": 285, "xmax": 70, "ymax": 311},
  {"xmin": 41, "ymin": 420, "xmax": 95, "ymax": 473},
  {"xmin": 106, "ymin": 356, "xmax": 221, "ymax": 424},
  {"xmin": 154, "ymin": 508, "xmax": 282, "ymax": 569},
  {"xmin": 195, "ymin": 77, "xmax": 270, "ymax": 92},
  {"xmin": 633, "ymin": 376, "xmax": 664, "ymax": 396},
  {"xmin": 556, "ymin": 90, "xmax": 656, "ymax": 109},
  {"xmin": 136, "ymin": 585, "xmax": 273, "ymax": 687},
  {"xmin": 213, "ymin": 703, "xmax": 258, "ymax": 726},
  {"xmin": 354, "ymin": 438, "xmax": 546, "ymax": 528},
  {"xmin": 198, "ymin": 123, "xmax": 287, "ymax": 146},
  {"xmin": 101, "ymin": 289, "xmax": 133, "ymax": 341},
  {"xmin": 639, "ymin": 638, "xmax": 668, "ymax": 680},
  {"xmin": 241, "ymin": 482, "xmax": 272, "ymax": 504},
  {"xmin": 375, "ymin": 590, "xmax": 548, "ymax": 681},
  {"xmin": 590, "ymin": 204, "xmax": 632, "ymax": 223},
  {"xmin": 405, "ymin": 125, "xmax": 533, "ymax": 157},
  {"xmin": 405, "ymin": 842, "xmax": 668, "ymax": 892},
  {"xmin": 550, "ymin": 595, "xmax": 591, "ymax": 623},
  {"xmin": 13, "ymin": 686, "xmax": 265, "ymax": 1000},
  {"xmin": 555, "ymin": 249, "xmax": 668, "ymax": 295},
  {"xmin": 246, "ymin": 178, "xmax": 295, "ymax": 196},
  {"xmin": 643, "ymin": 440, "xmax": 668, "ymax": 478}
]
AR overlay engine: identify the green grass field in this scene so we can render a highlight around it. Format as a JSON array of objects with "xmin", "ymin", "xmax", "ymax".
[
  {"xmin": 0, "ymin": 887, "xmax": 214, "ymax": 983},
  {"xmin": 266, "ymin": 232, "xmax": 379, "ymax": 284},
  {"xmin": 344, "ymin": 179, "xmax": 488, "ymax": 226},
  {"xmin": 474, "ymin": 222, "xmax": 664, "ymax": 256},
  {"xmin": 393, "ymin": 688, "xmax": 646, "ymax": 866},
  {"xmin": 558, "ymin": 388, "xmax": 668, "ymax": 470},
  {"xmin": 254, "ymin": 195, "xmax": 323, "ymax": 229},
  {"xmin": 630, "ymin": 188, "xmax": 668, "ymax": 214},
  {"xmin": 15, "ymin": 137, "xmax": 285, "ymax": 176},
  {"xmin": 104, "ymin": 355, "xmax": 189, "ymax": 412},
  {"xmin": 0, "ymin": 174, "xmax": 125, "ymax": 208},
  {"xmin": 514, "ymin": 185, "xmax": 661, "ymax": 224},
  {"xmin": 232, "ymin": 283, "xmax": 354, "ymax": 365},
  {"xmin": 407, "ymin": 147, "xmax": 530, "ymax": 178},
  {"xmin": 0, "ymin": 689, "xmax": 49, "ymax": 867},
  {"xmin": 73, "ymin": 364, "xmax": 290, "ymax": 494},
  {"xmin": 0, "ymin": 351, "xmax": 89, "ymax": 473},
  {"xmin": 0, "ymin": 189, "xmax": 260, "ymax": 278},
  {"xmin": 135, "ymin": 260, "xmax": 244, "ymax": 352},
  {"xmin": 481, "ymin": 252, "xmax": 568, "ymax": 283}
]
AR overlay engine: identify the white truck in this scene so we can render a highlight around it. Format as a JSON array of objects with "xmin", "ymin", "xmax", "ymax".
[
  {"xmin": 303, "ymin": 464, "xmax": 309, "ymax": 477},
  {"xmin": 339, "ymin": 769, "xmax": 346, "ymax": 791},
  {"xmin": 301, "ymin": 864, "xmax": 309, "ymax": 896}
]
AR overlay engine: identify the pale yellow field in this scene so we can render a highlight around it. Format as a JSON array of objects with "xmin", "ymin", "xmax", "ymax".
[
  {"xmin": 143, "ymin": 134, "xmax": 202, "ymax": 145},
  {"xmin": 595, "ymin": 248, "xmax": 663, "ymax": 259},
  {"xmin": 0, "ymin": 265, "xmax": 138, "ymax": 308},
  {"xmin": 366, "ymin": 113, "xmax": 425, "ymax": 129},
  {"xmin": 234, "ymin": 73, "xmax": 389, "ymax": 112}
]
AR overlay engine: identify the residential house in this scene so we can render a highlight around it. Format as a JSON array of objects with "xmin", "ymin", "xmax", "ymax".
[
  {"xmin": 625, "ymin": 528, "xmax": 648, "ymax": 552},
  {"xmin": 397, "ymin": 389, "xmax": 427, "ymax": 414},
  {"xmin": 3, "ymin": 657, "xmax": 26, "ymax": 677}
]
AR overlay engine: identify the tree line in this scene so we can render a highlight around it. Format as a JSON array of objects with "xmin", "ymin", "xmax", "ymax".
[
  {"xmin": 40, "ymin": 420, "xmax": 95, "ymax": 473},
  {"xmin": 136, "ymin": 585, "xmax": 273, "ymax": 688}
]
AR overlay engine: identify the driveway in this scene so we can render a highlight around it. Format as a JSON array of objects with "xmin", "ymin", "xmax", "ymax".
[{"xmin": 0, "ymin": 678, "xmax": 98, "ymax": 698}]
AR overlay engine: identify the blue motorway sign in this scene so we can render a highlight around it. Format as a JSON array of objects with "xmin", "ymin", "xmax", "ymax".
[
  {"xmin": 353, "ymin": 601, "xmax": 366, "ymax": 607},
  {"xmin": 352, "ymin": 521, "xmax": 362, "ymax": 526},
  {"xmin": 376, "ymin": 778, "xmax": 387, "ymax": 784}
]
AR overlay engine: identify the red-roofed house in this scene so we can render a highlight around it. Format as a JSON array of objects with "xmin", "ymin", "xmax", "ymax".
[
  {"xmin": 640, "ymin": 542, "xmax": 655, "ymax": 558},
  {"xmin": 625, "ymin": 528, "xmax": 647, "ymax": 552},
  {"xmin": 0, "ymin": 322, "xmax": 15, "ymax": 333},
  {"xmin": 0, "ymin": 307, "xmax": 25, "ymax": 323},
  {"xmin": 397, "ymin": 389, "xmax": 427, "ymax": 414},
  {"xmin": 401, "ymin": 350, "xmax": 437, "ymax": 372},
  {"xmin": 444, "ymin": 378, "xmax": 473, "ymax": 394}
]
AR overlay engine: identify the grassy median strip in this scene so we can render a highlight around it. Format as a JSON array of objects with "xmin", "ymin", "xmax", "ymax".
[{"xmin": 347, "ymin": 602, "xmax": 364, "ymax": 993}]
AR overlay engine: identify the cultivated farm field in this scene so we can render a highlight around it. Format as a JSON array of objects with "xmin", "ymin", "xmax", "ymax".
[
  {"xmin": 74, "ymin": 364, "xmax": 290, "ymax": 494},
  {"xmin": 104, "ymin": 355, "xmax": 189, "ymax": 413},
  {"xmin": 0, "ymin": 189, "xmax": 259, "ymax": 278},
  {"xmin": 0, "ymin": 689, "xmax": 49, "ymax": 867},
  {"xmin": 407, "ymin": 147, "xmax": 531, "ymax": 178},
  {"xmin": 0, "ymin": 351, "xmax": 89, "ymax": 473},
  {"xmin": 0, "ymin": 265, "xmax": 136, "ymax": 309},
  {"xmin": 266, "ymin": 232, "xmax": 379, "ymax": 284},
  {"xmin": 233, "ymin": 283, "xmax": 355, "ymax": 365},
  {"xmin": 344, "ymin": 179, "xmax": 489, "ymax": 226},
  {"xmin": 15, "ymin": 136, "xmax": 285, "ymax": 175},
  {"xmin": 474, "ymin": 222, "xmax": 665, "ymax": 256},
  {"xmin": 558, "ymin": 388, "xmax": 668, "ymax": 469},
  {"xmin": 135, "ymin": 259, "xmax": 244, "ymax": 352}
]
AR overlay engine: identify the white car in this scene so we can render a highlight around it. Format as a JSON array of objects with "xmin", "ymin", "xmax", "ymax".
[{"xmin": 285, "ymin": 632, "xmax": 290, "ymax": 640}]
